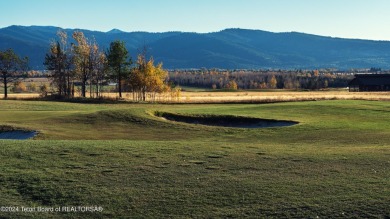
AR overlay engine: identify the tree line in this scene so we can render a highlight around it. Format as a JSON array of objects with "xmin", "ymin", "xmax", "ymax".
[
  {"xmin": 169, "ymin": 69, "xmax": 354, "ymax": 90},
  {"xmin": 43, "ymin": 30, "xmax": 169, "ymax": 101}
]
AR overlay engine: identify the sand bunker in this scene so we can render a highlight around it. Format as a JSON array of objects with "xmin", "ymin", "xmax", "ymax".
[{"xmin": 156, "ymin": 112, "xmax": 298, "ymax": 128}]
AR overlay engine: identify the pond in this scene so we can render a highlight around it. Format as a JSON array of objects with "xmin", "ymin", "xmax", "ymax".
[
  {"xmin": 156, "ymin": 112, "xmax": 298, "ymax": 128},
  {"xmin": 0, "ymin": 131, "xmax": 37, "ymax": 140}
]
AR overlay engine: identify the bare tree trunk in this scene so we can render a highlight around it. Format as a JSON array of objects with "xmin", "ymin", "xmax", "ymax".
[
  {"xmin": 67, "ymin": 72, "xmax": 71, "ymax": 98},
  {"xmin": 81, "ymin": 68, "xmax": 87, "ymax": 97},
  {"xmin": 118, "ymin": 72, "xmax": 122, "ymax": 98},
  {"xmin": 89, "ymin": 78, "xmax": 92, "ymax": 98},
  {"xmin": 3, "ymin": 73, "xmax": 8, "ymax": 99},
  {"xmin": 81, "ymin": 80, "xmax": 86, "ymax": 97},
  {"xmin": 96, "ymin": 79, "xmax": 99, "ymax": 98}
]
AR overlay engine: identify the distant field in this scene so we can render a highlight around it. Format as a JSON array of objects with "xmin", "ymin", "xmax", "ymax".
[
  {"xmin": 0, "ymin": 99, "xmax": 389, "ymax": 218},
  {"xmin": 175, "ymin": 90, "xmax": 390, "ymax": 102},
  {"xmin": 2, "ymin": 90, "xmax": 390, "ymax": 103},
  {"xmin": 22, "ymin": 77, "xmax": 50, "ymax": 83}
]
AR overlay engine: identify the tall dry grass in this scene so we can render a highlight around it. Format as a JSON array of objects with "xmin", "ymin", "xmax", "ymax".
[
  {"xmin": 173, "ymin": 91, "xmax": 390, "ymax": 103},
  {"xmin": 1, "ymin": 90, "xmax": 389, "ymax": 103}
]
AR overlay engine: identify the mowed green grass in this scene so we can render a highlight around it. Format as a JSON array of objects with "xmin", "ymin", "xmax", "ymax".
[{"xmin": 0, "ymin": 100, "xmax": 389, "ymax": 218}]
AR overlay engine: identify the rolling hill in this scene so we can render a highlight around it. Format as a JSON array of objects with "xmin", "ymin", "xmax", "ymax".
[{"xmin": 1, "ymin": 25, "xmax": 390, "ymax": 70}]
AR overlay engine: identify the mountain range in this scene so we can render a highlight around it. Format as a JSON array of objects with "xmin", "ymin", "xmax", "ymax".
[{"xmin": 1, "ymin": 25, "xmax": 390, "ymax": 70}]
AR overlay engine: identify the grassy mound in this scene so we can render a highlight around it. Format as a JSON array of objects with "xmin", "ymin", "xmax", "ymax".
[{"xmin": 0, "ymin": 100, "xmax": 389, "ymax": 218}]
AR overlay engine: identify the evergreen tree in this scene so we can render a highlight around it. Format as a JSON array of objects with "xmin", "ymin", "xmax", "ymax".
[{"xmin": 106, "ymin": 41, "xmax": 131, "ymax": 98}]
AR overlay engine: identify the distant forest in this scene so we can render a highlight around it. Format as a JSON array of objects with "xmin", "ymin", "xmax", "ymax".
[
  {"xmin": 169, "ymin": 69, "xmax": 364, "ymax": 90},
  {"xmin": 27, "ymin": 68, "xmax": 385, "ymax": 92}
]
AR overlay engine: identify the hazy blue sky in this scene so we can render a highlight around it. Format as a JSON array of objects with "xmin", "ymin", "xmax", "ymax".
[{"xmin": 1, "ymin": 0, "xmax": 390, "ymax": 40}]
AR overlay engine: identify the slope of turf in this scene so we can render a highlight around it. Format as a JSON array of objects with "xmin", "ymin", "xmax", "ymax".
[{"xmin": 0, "ymin": 100, "xmax": 389, "ymax": 218}]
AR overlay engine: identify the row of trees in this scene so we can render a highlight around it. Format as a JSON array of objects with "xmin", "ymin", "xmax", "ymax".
[
  {"xmin": 44, "ymin": 30, "xmax": 168, "ymax": 101},
  {"xmin": 169, "ymin": 69, "xmax": 353, "ymax": 90}
]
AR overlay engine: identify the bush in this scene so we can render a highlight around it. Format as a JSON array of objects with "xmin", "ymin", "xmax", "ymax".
[
  {"xmin": 27, "ymin": 82, "xmax": 37, "ymax": 92},
  {"xmin": 225, "ymin": 80, "xmax": 238, "ymax": 90},
  {"xmin": 39, "ymin": 84, "xmax": 49, "ymax": 97},
  {"xmin": 11, "ymin": 81, "xmax": 27, "ymax": 93}
]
